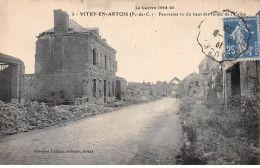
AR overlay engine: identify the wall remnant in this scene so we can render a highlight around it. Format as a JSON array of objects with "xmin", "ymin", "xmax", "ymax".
[
  {"xmin": 169, "ymin": 77, "xmax": 181, "ymax": 96},
  {"xmin": 0, "ymin": 53, "xmax": 25, "ymax": 104},
  {"xmin": 224, "ymin": 61, "xmax": 260, "ymax": 108},
  {"xmin": 115, "ymin": 77, "xmax": 127, "ymax": 100}
]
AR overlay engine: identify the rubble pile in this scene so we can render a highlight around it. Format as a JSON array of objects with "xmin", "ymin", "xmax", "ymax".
[
  {"xmin": 123, "ymin": 93, "xmax": 149, "ymax": 104},
  {"xmin": 105, "ymin": 100, "xmax": 129, "ymax": 107},
  {"xmin": 122, "ymin": 88, "xmax": 161, "ymax": 104},
  {"xmin": 0, "ymin": 88, "xmax": 161, "ymax": 136},
  {"xmin": 0, "ymin": 100, "xmax": 114, "ymax": 135}
]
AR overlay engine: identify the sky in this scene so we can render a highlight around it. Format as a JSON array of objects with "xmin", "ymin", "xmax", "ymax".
[{"xmin": 0, "ymin": 0, "xmax": 259, "ymax": 83}]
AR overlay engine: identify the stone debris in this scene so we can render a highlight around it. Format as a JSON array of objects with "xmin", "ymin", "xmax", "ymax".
[
  {"xmin": 122, "ymin": 88, "xmax": 161, "ymax": 104},
  {"xmin": 105, "ymin": 100, "xmax": 129, "ymax": 107},
  {"xmin": 0, "ymin": 100, "xmax": 114, "ymax": 136},
  {"xmin": 0, "ymin": 88, "xmax": 160, "ymax": 136},
  {"xmin": 104, "ymin": 88, "xmax": 161, "ymax": 107}
]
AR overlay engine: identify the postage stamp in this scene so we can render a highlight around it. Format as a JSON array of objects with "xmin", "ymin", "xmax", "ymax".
[{"xmin": 224, "ymin": 16, "xmax": 259, "ymax": 60}]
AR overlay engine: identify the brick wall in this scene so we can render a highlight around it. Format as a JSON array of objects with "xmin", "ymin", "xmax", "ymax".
[
  {"xmin": 24, "ymin": 72, "xmax": 85, "ymax": 103},
  {"xmin": 35, "ymin": 35, "xmax": 89, "ymax": 74},
  {"xmin": 24, "ymin": 63, "xmax": 117, "ymax": 103}
]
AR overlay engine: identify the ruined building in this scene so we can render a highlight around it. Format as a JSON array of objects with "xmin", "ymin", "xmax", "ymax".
[
  {"xmin": 198, "ymin": 56, "xmax": 219, "ymax": 78},
  {"xmin": 223, "ymin": 60, "xmax": 260, "ymax": 107},
  {"xmin": 177, "ymin": 72, "xmax": 200, "ymax": 97},
  {"xmin": 198, "ymin": 56, "xmax": 220, "ymax": 97},
  {"xmin": 169, "ymin": 77, "xmax": 181, "ymax": 96},
  {"xmin": 24, "ymin": 9, "xmax": 120, "ymax": 103},
  {"xmin": 115, "ymin": 77, "xmax": 127, "ymax": 100},
  {"xmin": 0, "ymin": 53, "xmax": 25, "ymax": 104}
]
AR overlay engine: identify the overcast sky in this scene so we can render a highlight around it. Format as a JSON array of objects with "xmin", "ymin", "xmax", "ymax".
[{"xmin": 0, "ymin": 0, "xmax": 259, "ymax": 83}]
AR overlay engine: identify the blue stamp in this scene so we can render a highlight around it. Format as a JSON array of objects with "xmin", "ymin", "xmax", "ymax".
[{"xmin": 224, "ymin": 16, "xmax": 259, "ymax": 60}]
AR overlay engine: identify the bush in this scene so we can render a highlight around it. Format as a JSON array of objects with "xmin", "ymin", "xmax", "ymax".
[
  {"xmin": 176, "ymin": 143, "xmax": 207, "ymax": 165},
  {"xmin": 176, "ymin": 94, "xmax": 259, "ymax": 164}
]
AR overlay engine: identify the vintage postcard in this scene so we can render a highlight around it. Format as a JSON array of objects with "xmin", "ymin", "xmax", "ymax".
[{"xmin": 0, "ymin": 0, "xmax": 259, "ymax": 165}]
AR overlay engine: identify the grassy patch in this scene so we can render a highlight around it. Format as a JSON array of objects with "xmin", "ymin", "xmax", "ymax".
[{"xmin": 176, "ymin": 95, "xmax": 259, "ymax": 164}]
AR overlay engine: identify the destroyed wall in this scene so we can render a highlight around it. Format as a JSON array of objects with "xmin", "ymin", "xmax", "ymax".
[
  {"xmin": 115, "ymin": 77, "xmax": 127, "ymax": 100},
  {"xmin": 35, "ymin": 31, "xmax": 117, "ymax": 75},
  {"xmin": 26, "ymin": 58, "xmax": 117, "ymax": 104},
  {"xmin": 170, "ymin": 84, "xmax": 178, "ymax": 95},
  {"xmin": 127, "ymin": 82, "xmax": 155, "ymax": 97},
  {"xmin": 224, "ymin": 61, "xmax": 260, "ymax": 107},
  {"xmin": 35, "ymin": 34, "xmax": 89, "ymax": 74},
  {"xmin": 169, "ymin": 78, "xmax": 181, "ymax": 96},
  {"xmin": 24, "ymin": 73, "xmax": 85, "ymax": 103}
]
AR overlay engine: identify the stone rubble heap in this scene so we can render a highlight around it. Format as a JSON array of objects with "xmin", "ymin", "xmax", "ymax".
[
  {"xmin": 0, "ymin": 90, "xmax": 161, "ymax": 136},
  {"xmin": 122, "ymin": 88, "xmax": 161, "ymax": 104},
  {"xmin": 0, "ymin": 100, "xmax": 114, "ymax": 135}
]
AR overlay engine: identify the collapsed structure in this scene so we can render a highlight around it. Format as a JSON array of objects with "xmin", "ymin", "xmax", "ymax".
[
  {"xmin": 0, "ymin": 53, "xmax": 25, "ymax": 104},
  {"xmin": 177, "ymin": 72, "xmax": 200, "ymax": 97},
  {"xmin": 177, "ymin": 55, "xmax": 221, "ymax": 98},
  {"xmin": 24, "ymin": 9, "xmax": 126, "ymax": 104},
  {"xmin": 169, "ymin": 77, "xmax": 181, "ymax": 96},
  {"xmin": 223, "ymin": 59, "xmax": 260, "ymax": 108}
]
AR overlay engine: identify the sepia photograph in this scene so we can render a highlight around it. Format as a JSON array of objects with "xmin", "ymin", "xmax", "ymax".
[{"xmin": 0, "ymin": 0, "xmax": 259, "ymax": 165}]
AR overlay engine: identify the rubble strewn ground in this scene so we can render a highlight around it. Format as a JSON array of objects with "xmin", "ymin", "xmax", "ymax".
[
  {"xmin": 0, "ymin": 98, "xmax": 180, "ymax": 165},
  {"xmin": 0, "ymin": 100, "xmax": 115, "ymax": 136},
  {"xmin": 0, "ymin": 91, "xmax": 161, "ymax": 136}
]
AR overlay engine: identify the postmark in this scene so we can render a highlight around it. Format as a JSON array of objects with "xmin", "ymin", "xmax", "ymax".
[{"xmin": 197, "ymin": 16, "xmax": 225, "ymax": 63}]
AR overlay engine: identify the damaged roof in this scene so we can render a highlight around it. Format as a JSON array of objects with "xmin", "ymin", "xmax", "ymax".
[
  {"xmin": 0, "ymin": 52, "xmax": 24, "ymax": 65},
  {"xmin": 169, "ymin": 77, "xmax": 181, "ymax": 85},
  {"xmin": 183, "ymin": 72, "xmax": 199, "ymax": 81}
]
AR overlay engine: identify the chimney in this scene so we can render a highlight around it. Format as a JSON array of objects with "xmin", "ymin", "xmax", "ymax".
[{"xmin": 54, "ymin": 9, "xmax": 69, "ymax": 34}]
